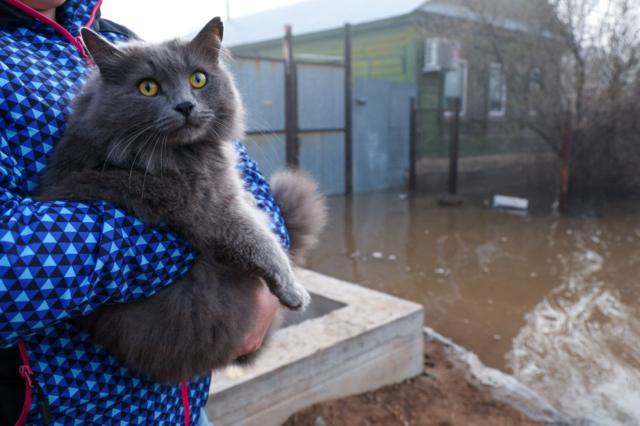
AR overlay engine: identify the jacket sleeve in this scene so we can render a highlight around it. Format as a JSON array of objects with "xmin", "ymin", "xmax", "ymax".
[
  {"xmin": 0, "ymin": 134, "xmax": 197, "ymax": 347},
  {"xmin": 0, "ymin": 136, "xmax": 288, "ymax": 348}
]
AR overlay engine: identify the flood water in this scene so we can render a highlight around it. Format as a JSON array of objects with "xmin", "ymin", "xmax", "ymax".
[{"xmin": 306, "ymin": 192, "xmax": 640, "ymax": 425}]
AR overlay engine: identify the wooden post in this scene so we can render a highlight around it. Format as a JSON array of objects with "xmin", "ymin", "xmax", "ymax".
[
  {"xmin": 559, "ymin": 111, "xmax": 572, "ymax": 213},
  {"xmin": 283, "ymin": 25, "xmax": 299, "ymax": 168},
  {"xmin": 409, "ymin": 97, "xmax": 417, "ymax": 191},
  {"xmin": 344, "ymin": 23, "xmax": 353, "ymax": 194},
  {"xmin": 448, "ymin": 98, "xmax": 461, "ymax": 195}
]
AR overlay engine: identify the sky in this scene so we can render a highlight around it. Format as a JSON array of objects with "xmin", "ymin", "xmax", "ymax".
[
  {"xmin": 100, "ymin": 0, "xmax": 618, "ymax": 44},
  {"xmin": 100, "ymin": 0, "xmax": 303, "ymax": 41}
]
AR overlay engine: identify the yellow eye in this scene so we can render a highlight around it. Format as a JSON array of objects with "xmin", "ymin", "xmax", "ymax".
[
  {"xmin": 138, "ymin": 79, "xmax": 159, "ymax": 97},
  {"xmin": 190, "ymin": 71, "xmax": 207, "ymax": 89}
]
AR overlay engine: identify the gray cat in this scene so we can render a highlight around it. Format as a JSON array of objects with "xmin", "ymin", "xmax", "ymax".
[{"xmin": 33, "ymin": 18, "xmax": 327, "ymax": 384}]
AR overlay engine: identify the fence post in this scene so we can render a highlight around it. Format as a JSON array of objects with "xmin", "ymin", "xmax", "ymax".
[
  {"xmin": 448, "ymin": 98, "xmax": 461, "ymax": 195},
  {"xmin": 283, "ymin": 25, "xmax": 299, "ymax": 168},
  {"xmin": 344, "ymin": 23, "xmax": 353, "ymax": 194},
  {"xmin": 559, "ymin": 110, "xmax": 572, "ymax": 213},
  {"xmin": 409, "ymin": 97, "xmax": 417, "ymax": 191}
]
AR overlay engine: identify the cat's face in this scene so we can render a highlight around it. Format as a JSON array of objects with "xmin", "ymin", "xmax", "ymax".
[{"xmin": 78, "ymin": 18, "xmax": 241, "ymax": 164}]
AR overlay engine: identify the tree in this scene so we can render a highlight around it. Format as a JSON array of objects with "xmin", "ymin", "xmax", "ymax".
[{"xmin": 459, "ymin": 0, "xmax": 640, "ymax": 208}]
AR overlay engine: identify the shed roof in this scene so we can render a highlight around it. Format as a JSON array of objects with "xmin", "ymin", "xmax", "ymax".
[
  {"xmin": 224, "ymin": 0, "xmax": 558, "ymax": 47},
  {"xmin": 225, "ymin": 0, "xmax": 429, "ymax": 47}
]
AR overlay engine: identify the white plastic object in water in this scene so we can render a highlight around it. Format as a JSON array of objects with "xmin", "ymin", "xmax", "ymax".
[{"xmin": 492, "ymin": 195, "xmax": 529, "ymax": 211}]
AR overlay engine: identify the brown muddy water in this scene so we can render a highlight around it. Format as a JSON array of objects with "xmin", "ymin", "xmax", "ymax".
[{"xmin": 306, "ymin": 192, "xmax": 640, "ymax": 426}]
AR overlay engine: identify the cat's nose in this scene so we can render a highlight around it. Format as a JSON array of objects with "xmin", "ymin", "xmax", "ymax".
[{"xmin": 174, "ymin": 102, "xmax": 195, "ymax": 118}]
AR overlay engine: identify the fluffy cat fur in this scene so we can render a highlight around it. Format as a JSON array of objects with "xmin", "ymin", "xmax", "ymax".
[{"xmin": 33, "ymin": 18, "xmax": 327, "ymax": 384}]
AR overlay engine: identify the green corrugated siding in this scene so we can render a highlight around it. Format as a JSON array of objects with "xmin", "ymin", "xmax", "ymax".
[{"xmin": 232, "ymin": 16, "xmax": 418, "ymax": 83}]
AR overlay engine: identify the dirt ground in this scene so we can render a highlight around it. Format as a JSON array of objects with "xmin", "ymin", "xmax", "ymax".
[{"xmin": 283, "ymin": 338, "xmax": 540, "ymax": 426}]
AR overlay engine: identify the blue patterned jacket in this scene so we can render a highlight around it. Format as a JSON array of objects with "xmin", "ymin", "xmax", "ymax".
[{"xmin": 0, "ymin": 0, "xmax": 288, "ymax": 424}]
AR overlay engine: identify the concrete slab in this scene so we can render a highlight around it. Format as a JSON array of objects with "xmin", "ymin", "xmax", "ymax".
[{"xmin": 206, "ymin": 269, "xmax": 424, "ymax": 426}]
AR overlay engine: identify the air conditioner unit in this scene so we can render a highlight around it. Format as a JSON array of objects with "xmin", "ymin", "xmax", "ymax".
[{"xmin": 424, "ymin": 38, "xmax": 458, "ymax": 72}]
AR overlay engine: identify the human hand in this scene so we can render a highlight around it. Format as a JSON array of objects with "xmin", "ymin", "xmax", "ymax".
[{"xmin": 237, "ymin": 282, "xmax": 281, "ymax": 357}]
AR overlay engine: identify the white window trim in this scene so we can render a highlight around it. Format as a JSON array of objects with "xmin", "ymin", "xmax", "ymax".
[
  {"xmin": 444, "ymin": 58, "xmax": 468, "ymax": 118},
  {"xmin": 488, "ymin": 62, "xmax": 507, "ymax": 118}
]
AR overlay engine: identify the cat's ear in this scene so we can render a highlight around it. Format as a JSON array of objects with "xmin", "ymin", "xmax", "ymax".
[
  {"xmin": 81, "ymin": 28, "xmax": 124, "ymax": 70},
  {"xmin": 190, "ymin": 17, "xmax": 224, "ymax": 62}
]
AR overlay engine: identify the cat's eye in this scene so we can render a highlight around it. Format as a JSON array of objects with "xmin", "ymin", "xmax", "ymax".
[
  {"xmin": 138, "ymin": 79, "xmax": 159, "ymax": 97},
  {"xmin": 190, "ymin": 71, "xmax": 207, "ymax": 89}
]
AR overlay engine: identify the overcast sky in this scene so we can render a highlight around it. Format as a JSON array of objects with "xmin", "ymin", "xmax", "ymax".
[{"xmin": 100, "ymin": 0, "xmax": 303, "ymax": 41}]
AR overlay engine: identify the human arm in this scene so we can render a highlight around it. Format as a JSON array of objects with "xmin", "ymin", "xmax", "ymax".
[{"xmin": 0, "ymin": 135, "xmax": 199, "ymax": 348}]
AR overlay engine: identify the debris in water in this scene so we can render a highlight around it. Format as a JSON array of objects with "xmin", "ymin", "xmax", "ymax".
[
  {"xmin": 434, "ymin": 267, "xmax": 448, "ymax": 276},
  {"xmin": 398, "ymin": 193, "xmax": 408, "ymax": 200},
  {"xmin": 424, "ymin": 229, "xmax": 430, "ymax": 235},
  {"xmin": 372, "ymin": 252, "xmax": 384, "ymax": 259},
  {"xmin": 493, "ymin": 334, "xmax": 502, "ymax": 341},
  {"xmin": 492, "ymin": 195, "xmax": 529, "ymax": 211},
  {"xmin": 388, "ymin": 254, "xmax": 397, "ymax": 261},
  {"xmin": 530, "ymin": 272, "xmax": 538, "ymax": 278}
]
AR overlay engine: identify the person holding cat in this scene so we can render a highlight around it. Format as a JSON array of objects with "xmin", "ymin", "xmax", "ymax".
[{"xmin": 0, "ymin": 1, "xmax": 287, "ymax": 425}]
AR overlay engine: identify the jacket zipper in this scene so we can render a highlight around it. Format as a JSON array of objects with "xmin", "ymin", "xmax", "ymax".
[
  {"xmin": 16, "ymin": 341, "xmax": 51, "ymax": 426},
  {"xmin": 3, "ymin": 3, "xmax": 190, "ymax": 425},
  {"xmin": 3, "ymin": 0, "xmax": 103, "ymax": 61},
  {"xmin": 181, "ymin": 380, "xmax": 191, "ymax": 426}
]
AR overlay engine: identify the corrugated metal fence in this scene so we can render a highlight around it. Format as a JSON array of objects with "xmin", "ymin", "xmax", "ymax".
[{"xmin": 231, "ymin": 57, "xmax": 414, "ymax": 195}]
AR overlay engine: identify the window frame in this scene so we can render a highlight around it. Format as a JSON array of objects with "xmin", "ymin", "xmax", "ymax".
[{"xmin": 488, "ymin": 62, "xmax": 507, "ymax": 118}]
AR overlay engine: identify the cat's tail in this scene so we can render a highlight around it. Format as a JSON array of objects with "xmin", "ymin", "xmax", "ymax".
[{"xmin": 270, "ymin": 170, "xmax": 327, "ymax": 263}]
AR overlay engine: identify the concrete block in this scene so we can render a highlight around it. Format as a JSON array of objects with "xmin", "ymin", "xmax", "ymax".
[{"xmin": 206, "ymin": 269, "xmax": 424, "ymax": 426}]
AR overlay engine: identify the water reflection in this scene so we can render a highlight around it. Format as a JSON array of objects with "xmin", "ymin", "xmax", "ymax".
[
  {"xmin": 308, "ymin": 192, "xmax": 640, "ymax": 424},
  {"xmin": 507, "ymin": 235, "xmax": 640, "ymax": 425}
]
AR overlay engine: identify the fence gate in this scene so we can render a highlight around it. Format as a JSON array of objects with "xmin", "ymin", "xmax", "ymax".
[
  {"xmin": 352, "ymin": 78, "xmax": 416, "ymax": 193},
  {"xmin": 231, "ymin": 57, "xmax": 346, "ymax": 195}
]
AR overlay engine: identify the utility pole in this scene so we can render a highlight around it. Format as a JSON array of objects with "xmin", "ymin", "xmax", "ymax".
[
  {"xmin": 559, "ymin": 110, "xmax": 572, "ymax": 213},
  {"xmin": 448, "ymin": 97, "xmax": 461, "ymax": 196},
  {"xmin": 226, "ymin": 0, "xmax": 230, "ymax": 21}
]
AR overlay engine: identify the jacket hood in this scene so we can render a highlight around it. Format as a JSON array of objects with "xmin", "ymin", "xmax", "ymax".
[{"xmin": 0, "ymin": 0, "xmax": 102, "ymax": 36}]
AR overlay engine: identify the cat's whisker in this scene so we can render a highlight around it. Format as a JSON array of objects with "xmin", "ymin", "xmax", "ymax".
[
  {"xmin": 142, "ymin": 135, "xmax": 162, "ymax": 197},
  {"xmin": 128, "ymin": 132, "xmax": 156, "ymax": 189},
  {"xmin": 103, "ymin": 122, "xmax": 161, "ymax": 170},
  {"xmin": 159, "ymin": 134, "xmax": 166, "ymax": 178}
]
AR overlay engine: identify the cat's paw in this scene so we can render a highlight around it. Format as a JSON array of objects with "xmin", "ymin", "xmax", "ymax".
[{"xmin": 272, "ymin": 276, "xmax": 310, "ymax": 311}]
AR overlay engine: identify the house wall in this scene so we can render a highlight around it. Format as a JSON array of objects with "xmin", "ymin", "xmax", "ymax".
[
  {"xmin": 230, "ymin": 11, "xmax": 555, "ymax": 160},
  {"xmin": 413, "ymin": 12, "xmax": 557, "ymax": 158}
]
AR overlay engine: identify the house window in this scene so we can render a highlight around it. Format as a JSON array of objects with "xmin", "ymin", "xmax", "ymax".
[
  {"xmin": 443, "ymin": 59, "xmax": 468, "ymax": 116},
  {"xmin": 488, "ymin": 63, "xmax": 507, "ymax": 117},
  {"xmin": 528, "ymin": 67, "xmax": 543, "ymax": 92}
]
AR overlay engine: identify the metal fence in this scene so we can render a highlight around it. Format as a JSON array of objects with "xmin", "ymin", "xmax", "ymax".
[{"xmin": 230, "ymin": 25, "xmax": 415, "ymax": 196}]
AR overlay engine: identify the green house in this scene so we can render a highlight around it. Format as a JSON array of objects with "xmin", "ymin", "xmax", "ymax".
[{"xmin": 227, "ymin": 0, "xmax": 559, "ymax": 162}]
